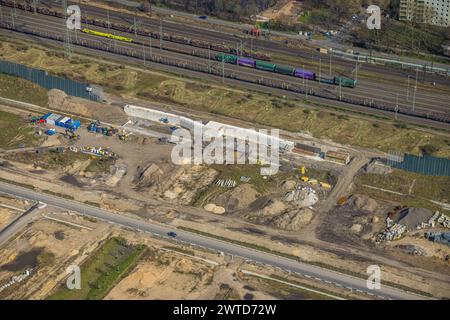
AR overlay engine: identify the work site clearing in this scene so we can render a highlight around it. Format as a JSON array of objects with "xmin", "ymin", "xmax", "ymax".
[
  {"xmin": 0, "ymin": 34, "xmax": 449, "ymax": 300},
  {"xmin": 0, "ymin": 87, "xmax": 449, "ymax": 299}
]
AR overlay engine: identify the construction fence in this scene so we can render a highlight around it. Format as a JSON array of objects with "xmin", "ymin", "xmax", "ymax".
[
  {"xmin": 386, "ymin": 152, "xmax": 450, "ymax": 176},
  {"xmin": 0, "ymin": 60, "xmax": 102, "ymax": 101}
]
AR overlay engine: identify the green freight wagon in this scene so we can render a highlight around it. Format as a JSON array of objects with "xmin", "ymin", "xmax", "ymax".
[
  {"xmin": 255, "ymin": 60, "xmax": 277, "ymax": 72},
  {"xmin": 274, "ymin": 65, "xmax": 295, "ymax": 76},
  {"xmin": 334, "ymin": 76, "xmax": 356, "ymax": 88},
  {"xmin": 215, "ymin": 53, "xmax": 238, "ymax": 64}
]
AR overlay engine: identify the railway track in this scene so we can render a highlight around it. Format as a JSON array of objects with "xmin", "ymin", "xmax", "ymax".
[
  {"xmin": 2, "ymin": 4, "xmax": 449, "ymax": 117},
  {"xmin": 1, "ymin": 18, "xmax": 449, "ymax": 126},
  {"xmin": 34, "ymin": 0, "xmax": 450, "ymax": 85},
  {"xmin": 1, "ymin": 24, "xmax": 449, "ymax": 129}
]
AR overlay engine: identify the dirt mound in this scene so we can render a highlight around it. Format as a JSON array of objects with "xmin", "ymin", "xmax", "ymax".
[
  {"xmin": 47, "ymin": 89, "xmax": 127, "ymax": 123},
  {"xmin": 281, "ymin": 180, "xmax": 296, "ymax": 190},
  {"xmin": 136, "ymin": 163, "xmax": 164, "ymax": 188},
  {"xmin": 260, "ymin": 199, "xmax": 287, "ymax": 216},
  {"xmin": 268, "ymin": 208, "xmax": 314, "ymax": 231},
  {"xmin": 284, "ymin": 186, "xmax": 318, "ymax": 207},
  {"xmin": 350, "ymin": 195, "xmax": 379, "ymax": 213},
  {"xmin": 214, "ymin": 184, "xmax": 259, "ymax": 212}
]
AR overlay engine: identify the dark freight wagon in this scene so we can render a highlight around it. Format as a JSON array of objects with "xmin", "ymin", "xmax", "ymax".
[
  {"xmin": 215, "ymin": 54, "xmax": 238, "ymax": 64},
  {"xmin": 274, "ymin": 65, "xmax": 295, "ymax": 76},
  {"xmin": 334, "ymin": 76, "xmax": 357, "ymax": 88},
  {"xmin": 255, "ymin": 60, "xmax": 277, "ymax": 72}
]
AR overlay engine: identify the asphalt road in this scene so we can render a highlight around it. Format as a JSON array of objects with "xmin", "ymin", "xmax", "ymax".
[
  {"xmin": 0, "ymin": 201, "xmax": 39, "ymax": 247},
  {"xmin": 0, "ymin": 181, "xmax": 429, "ymax": 300}
]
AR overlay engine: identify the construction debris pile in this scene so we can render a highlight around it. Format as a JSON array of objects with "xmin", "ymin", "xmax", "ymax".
[
  {"xmin": 216, "ymin": 179, "xmax": 237, "ymax": 188},
  {"xmin": 69, "ymin": 146, "xmax": 117, "ymax": 158},
  {"xmin": 425, "ymin": 232, "xmax": 450, "ymax": 246},
  {"xmin": 377, "ymin": 223, "xmax": 407, "ymax": 242},
  {"xmin": 283, "ymin": 185, "xmax": 318, "ymax": 207},
  {"xmin": 416, "ymin": 212, "xmax": 450, "ymax": 230},
  {"xmin": 0, "ymin": 269, "xmax": 33, "ymax": 293}
]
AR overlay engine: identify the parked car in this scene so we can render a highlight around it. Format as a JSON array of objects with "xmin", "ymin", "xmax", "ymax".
[{"xmin": 167, "ymin": 231, "xmax": 177, "ymax": 238}]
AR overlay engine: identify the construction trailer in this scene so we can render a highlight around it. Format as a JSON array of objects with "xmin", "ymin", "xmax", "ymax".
[
  {"xmin": 292, "ymin": 143, "xmax": 321, "ymax": 157},
  {"xmin": 325, "ymin": 150, "xmax": 351, "ymax": 165}
]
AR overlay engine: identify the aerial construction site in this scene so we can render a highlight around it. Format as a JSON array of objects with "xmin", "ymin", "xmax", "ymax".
[{"xmin": 0, "ymin": 0, "xmax": 449, "ymax": 305}]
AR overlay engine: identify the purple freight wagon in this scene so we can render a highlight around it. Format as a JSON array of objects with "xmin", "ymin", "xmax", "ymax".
[
  {"xmin": 294, "ymin": 69, "xmax": 316, "ymax": 80},
  {"xmin": 237, "ymin": 58, "xmax": 256, "ymax": 68}
]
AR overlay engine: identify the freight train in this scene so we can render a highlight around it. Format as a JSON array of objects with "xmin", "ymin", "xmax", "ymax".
[
  {"xmin": 215, "ymin": 53, "xmax": 357, "ymax": 88},
  {"xmin": 0, "ymin": 0, "xmax": 272, "ymax": 61},
  {"xmin": 81, "ymin": 28, "xmax": 133, "ymax": 42}
]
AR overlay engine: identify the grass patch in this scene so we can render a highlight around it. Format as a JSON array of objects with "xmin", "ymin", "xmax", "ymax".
[
  {"xmin": 3, "ymin": 149, "xmax": 92, "ymax": 170},
  {"xmin": 0, "ymin": 109, "xmax": 41, "ymax": 150},
  {"xmin": 0, "ymin": 73, "xmax": 48, "ymax": 106},
  {"xmin": 47, "ymin": 237, "xmax": 146, "ymax": 300},
  {"xmin": 0, "ymin": 176, "xmax": 35, "ymax": 190},
  {"xmin": 354, "ymin": 169, "xmax": 450, "ymax": 209},
  {"xmin": 84, "ymin": 157, "xmax": 115, "ymax": 174},
  {"xmin": 42, "ymin": 189, "xmax": 74, "ymax": 200}
]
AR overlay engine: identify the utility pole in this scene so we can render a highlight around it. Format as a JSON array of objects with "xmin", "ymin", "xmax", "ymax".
[
  {"xmin": 395, "ymin": 94, "xmax": 399, "ymax": 120},
  {"xmin": 329, "ymin": 52, "xmax": 332, "ymax": 76},
  {"xmin": 149, "ymin": 33, "xmax": 152, "ymax": 58},
  {"xmin": 319, "ymin": 58, "xmax": 322, "ymax": 82},
  {"xmin": 354, "ymin": 60, "xmax": 359, "ymax": 83},
  {"xmin": 406, "ymin": 75, "xmax": 411, "ymax": 101},
  {"xmin": 159, "ymin": 18, "xmax": 163, "ymax": 51},
  {"xmin": 412, "ymin": 68, "xmax": 418, "ymax": 112},
  {"xmin": 222, "ymin": 58, "xmax": 225, "ymax": 83},
  {"xmin": 33, "ymin": 0, "xmax": 37, "ymax": 14},
  {"xmin": 208, "ymin": 47, "xmax": 211, "ymax": 73},
  {"xmin": 303, "ymin": 64, "xmax": 307, "ymax": 98}
]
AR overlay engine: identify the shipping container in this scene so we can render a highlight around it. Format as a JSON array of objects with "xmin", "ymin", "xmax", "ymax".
[
  {"xmin": 237, "ymin": 57, "xmax": 256, "ymax": 68},
  {"xmin": 41, "ymin": 112, "xmax": 52, "ymax": 120},
  {"xmin": 57, "ymin": 116, "xmax": 71, "ymax": 127},
  {"xmin": 274, "ymin": 65, "xmax": 295, "ymax": 76},
  {"xmin": 46, "ymin": 113, "xmax": 62, "ymax": 125},
  {"xmin": 255, "ymin": 60, "xmax": 276, "ymax": 72},
  {"xmin": 294, "ymin": 69, "xmax": 316, "ymax": 80},
  {"xmin": 294, "ymin": 143, "xmax": 321, "ymax": 155}
]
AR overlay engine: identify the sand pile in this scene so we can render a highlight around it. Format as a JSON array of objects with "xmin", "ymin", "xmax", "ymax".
[{"xmin": 204, "ymin": 203, "xmax": 226, "ymax": 214}]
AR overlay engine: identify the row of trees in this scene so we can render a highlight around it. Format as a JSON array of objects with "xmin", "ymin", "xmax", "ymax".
[{"xmin": 148, "ymin": 0, "xmax": 276, "ymax": 20}]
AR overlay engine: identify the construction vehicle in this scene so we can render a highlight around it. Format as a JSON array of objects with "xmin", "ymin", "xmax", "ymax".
[
  {"xmin": 320, "ymin": 182, "xmax": 332, "ymax": 189},
  {"xmin": 300, "ymin": 176, "xmax": 309, "ymax": 182},
  {"xmin": 308, "ymin": 179, "xmax": 318, "ymax": 185},
  {"xmin": 300, "ymin": 165, "xmax": 306, "ymax": 175}
]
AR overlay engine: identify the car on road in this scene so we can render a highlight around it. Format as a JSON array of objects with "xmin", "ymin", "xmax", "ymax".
[
  {"xmin": 198, "ymin": 15, "xmax": 208, "ymax": 20},
  {"xmin": 167, "ymin": 231, "xmax": 177, "ymax": 238}
]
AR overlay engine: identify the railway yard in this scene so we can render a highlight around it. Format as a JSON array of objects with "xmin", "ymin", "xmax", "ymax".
[
  {"xmin": 0, "ymin": 0, "xmax": 449, "ymax": 302},
  {"xmin": 0, "ymin": 0, "xmax": 449, "ymax": 125}
]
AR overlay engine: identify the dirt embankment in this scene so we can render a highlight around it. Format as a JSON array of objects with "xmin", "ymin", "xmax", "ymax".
[{"xmin": 47, "ymin": 89, "xmax": 127, "ymax": 124}]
